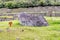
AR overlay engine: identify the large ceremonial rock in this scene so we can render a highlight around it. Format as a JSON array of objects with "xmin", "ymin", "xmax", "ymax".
[{"xmin": 18, "ymin": 12, "xmax": 48, "ymax": 26}]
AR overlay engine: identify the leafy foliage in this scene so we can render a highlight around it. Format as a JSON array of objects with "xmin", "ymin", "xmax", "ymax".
[
  {"xmin": 0, "ymin": 3, "xmax": 4, "ymax": 8},
  {"xmin": 0, "ymin": 0, "xmax": 60, "ymax": 8}
]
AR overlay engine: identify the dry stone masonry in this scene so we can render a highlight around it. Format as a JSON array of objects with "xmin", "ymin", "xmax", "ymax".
[{"xmin": 18, "ymin": 12, "xmax": 48, "ymax": 26}]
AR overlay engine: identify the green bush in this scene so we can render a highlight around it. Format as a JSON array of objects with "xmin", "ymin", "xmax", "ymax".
[
  {"xmin": 0, "ymin": 3, "xmax": 4, "ymax": 8},
  {"xmin": 4, "ymin": 1, "xmax": 16, "ymax": 9},
  {"xmin": 0, "ymin": 0, "xmax": 60, "ymax": 8},
  {"xmin": 15, "ymin": 2, "xmax": 29, "ymax": 8},
  {"xmin": 55, "ymin": 2, "xmax": 60, "ymax": 6},
  {"xmin": 4, "ymin": 1, "xmax": 34, "ymax": 8}
]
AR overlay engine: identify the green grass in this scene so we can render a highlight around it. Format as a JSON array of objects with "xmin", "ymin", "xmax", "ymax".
[
  {"xmin": 0, "ymin": 16, "xmax": 13, "ymax": 18},
  {"xmin": 0, "ymin": 17, "xmax": 60, "ymax": 40}
]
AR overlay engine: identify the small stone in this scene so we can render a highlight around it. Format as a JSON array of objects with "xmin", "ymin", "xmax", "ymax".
[
  {"xmin": 16, "ymin": 37, "xmax": 20, "ymax": 40},
  {"xmin": 21, "ymin": 29, "xmax": 24, "ymax": 32},
  {"xmin": 20, "ymin": 29, "xmax": 24, "ymax": 32},
  {"xmin": 0, "ymin": 29, "xmax": 3, "ymax": 32},
  {"xmin": 6, "ymin": 28, "xmax": 11, "ymax": 32}
]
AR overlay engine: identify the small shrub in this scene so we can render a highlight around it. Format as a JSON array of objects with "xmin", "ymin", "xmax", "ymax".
[
  {"xmin": 4, "ymin": 1, "xmax": 16, "ymax": 9},
  {"xmin": 0, "ymin": 3, "xmax": 4, "ymax": 8},
  {"xmin": 0, "ymin": 0, "xmax": 60, "ymax": 8}
]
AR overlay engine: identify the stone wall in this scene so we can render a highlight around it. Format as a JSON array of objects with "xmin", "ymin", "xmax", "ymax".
[
  {"xmin": 0, "ymin": 13, "xmax": 18, "ymax": 21},
  {"xmin": 0, "ymin": 13, "xmax": 60, "ymax": 21},
  {"xmin": 0, "ymin": 6, "xmax": 60, "ymax": 21},
  {"xmin": 0, "ymin": 6, "xmax": 60, "ymax": 13}
]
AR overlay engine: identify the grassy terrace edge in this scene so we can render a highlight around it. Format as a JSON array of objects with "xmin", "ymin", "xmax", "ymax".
[{"xmin": 0, "ymin": 17, "xmax": 60, "ymax": 40}]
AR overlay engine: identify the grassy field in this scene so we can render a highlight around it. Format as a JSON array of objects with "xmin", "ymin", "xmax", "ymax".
[{"xmin": 0, "ymin": 17, "xmax": 60, "ymax": 40}]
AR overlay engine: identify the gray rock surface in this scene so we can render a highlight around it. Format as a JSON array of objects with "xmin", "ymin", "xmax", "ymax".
[
  {"xmin": 0, "ymin": 29, "xmax": 3, "ymax": 32},
  {"xmin": 18, "ymin": 12, "xmax": 48, "ymax": 26}
]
